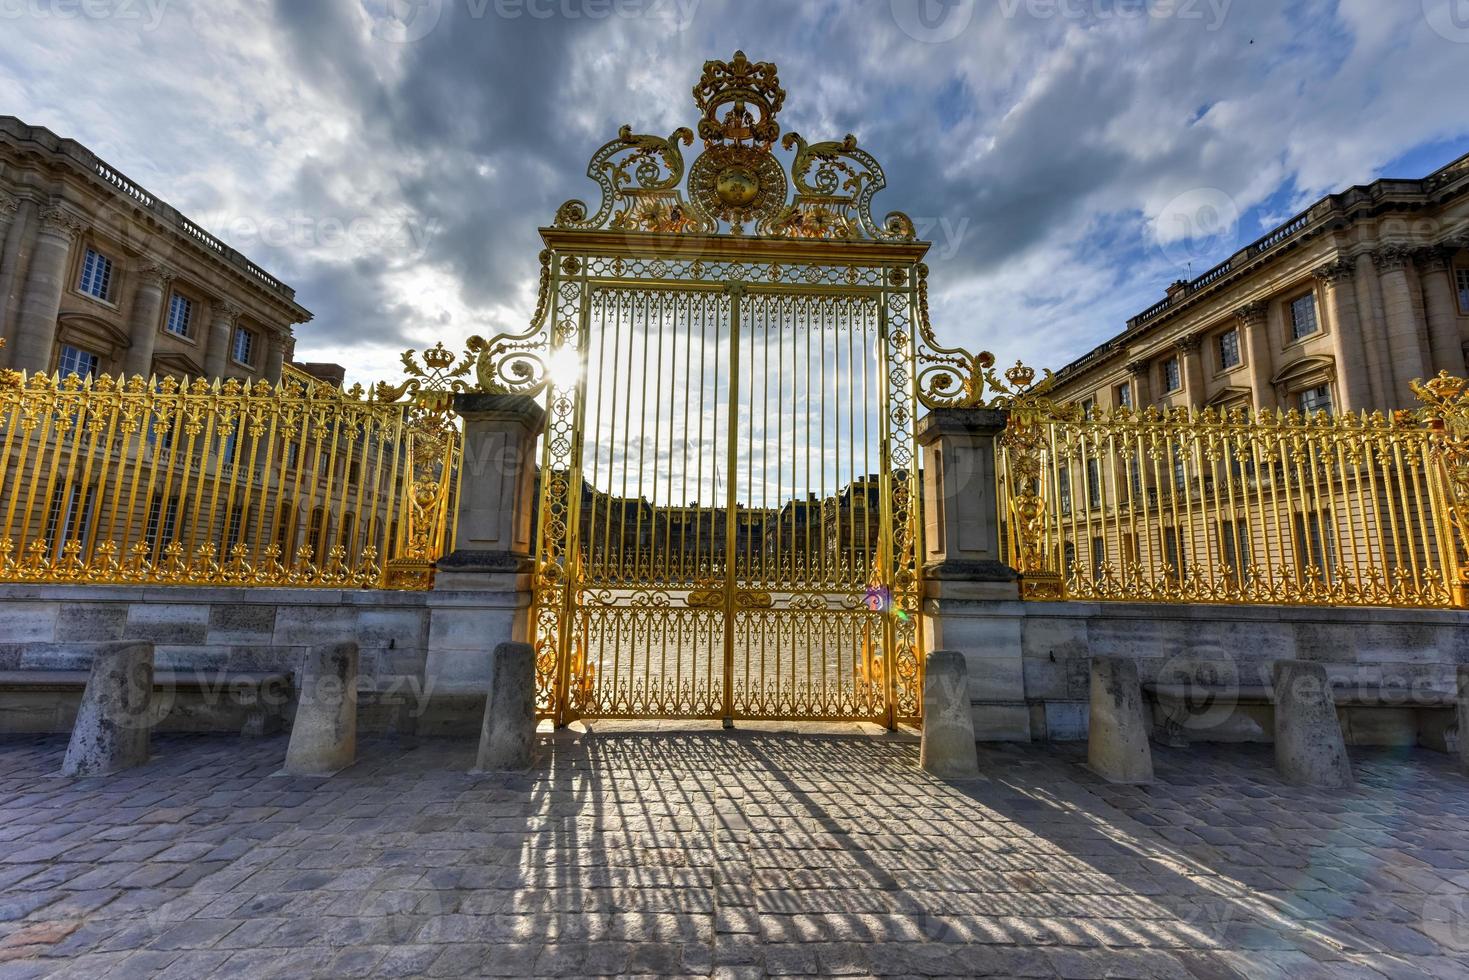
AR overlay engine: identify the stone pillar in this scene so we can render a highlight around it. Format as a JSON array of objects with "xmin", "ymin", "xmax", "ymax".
[
  {"xmin": 264, "ymin": 331, "xmax": 286, "ymax": 383},
  {"xmin": 122, "ymin": 264, "xmax": 172, "ymax": 379},
  {"xmin": 204, "ymin": 301, "xmax": 241, "ymax": 379},
  {"xmin": 1272, "ymin": 660, "xmax": 1353, "ymax": 789},
  {"xmin": 284, "ymin": 641, "xmax": 359, "ymax": 776},
  {"xmin": 1417, "ymin": 247, "xmax": 1465, "ymax": 376},
  {"xmin": 916, "ymin": 408, "xmax": 1030, "ymax": 742},
  {"xmin": 1176, "ymin": 334, "xmax": 1204, "ymax": 409},
  {"xmin": 11, "ymin": 206, "xmax": 83, "ymax": 373},
  {"xmin": 1126, "ymin": 359, "xmax": 1151, "ymax": 409},
  {"xmin": 422, "ymin": 393, "xmax": 545, "ymax": 712},
  {"xmin": 1313, "ymin": 260, "xmax": 1373, "ymax": 412},
  {"xmin": 920, "ymin": 650, "xmax": 981, "ymax": 780},
  {"xmin": 1088, "ymin": 657, "xmax": 1153, "ymax": 784},
  {"xmin": 1355, "ymin": 252, "xmax": 1396, "ymax": 411},
  {"xmin": 475, "ymin": 641, "xmax": 537, "ymax": 771},
  {"xmin": 0, "ymin": 191, "xmax": 22, "ymax": 357},
  {"xmin": 1237, "ymin": 302, "xmax": 1273, "ymax": 411},
  {"xmin": 61, "ymin": 642, "xmax": 156, "ymax": 777},
  {"xmin": 1375, "ymin": 247, "xmax": 1432, "ymax": 405}
]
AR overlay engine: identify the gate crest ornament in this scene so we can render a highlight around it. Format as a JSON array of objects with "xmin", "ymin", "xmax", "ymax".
[{"xmin": 552, "ymin": 51, "xmax": 918, "ymax": 242}]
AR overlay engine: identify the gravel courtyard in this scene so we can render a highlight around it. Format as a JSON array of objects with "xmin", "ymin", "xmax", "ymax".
[{"xmin": 1, "ymin": 729, "xmax": 1467, "ymax": 978}]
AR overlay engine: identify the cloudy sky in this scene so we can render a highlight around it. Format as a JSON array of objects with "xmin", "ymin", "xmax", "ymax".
[{"xmin": 4, "ymin": 0, "xmax": 1469, "ymax": 386}]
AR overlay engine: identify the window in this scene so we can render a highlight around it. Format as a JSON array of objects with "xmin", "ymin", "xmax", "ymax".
[
  {"xmin": 45, "ymin": 483, "xmax": 94, "ymax": 558},
  {"xmin": 1063, "ymin": 541, "xmax": 1077, "ymax": 574},
  {"xmin": 57, "ymin": 344, "xmax": 101, "ymax": 379},
  {"xmin": 1116, "ymin": 383, "xmax": 1132, "ymax": 409},
  {"xmin": 1163, "ymin": 527, "xmax": 1186, "ymax": 579},
  {"xmin": 1173, "ymin": 452, "xmax": 1187, "ymax": 491},
  {"xmin": 1080, "ymin": 398, "xmax": 1095, "ymax": 420},
  {"xmin": 232, "ymin": 326, "xmax": 256, "ymax": 366},
  {"xmin": 166, "ymin": 293, "xmax": 194, "ymax": 337},
  {"xmin": 1221, "ymin": 520, "xmax": 1250, "ymax": 578},
  {"xmin": 1300, "ymin": 384, "xmax": 1334, "ymax": 416},
  {"xmin": 1090, "ymin": 537, "xmax": 1105, "ymax": 577},
  {"xmin": 1218, "ymin": 329, "xmax": 1241, "ymax": 370},
  {"xmin": 220, "ymin": 421, "xmax": 239, "ymax": 467},
  {"xmin": 1086, "ymin": 457, "xmax": 1102, "ymax": 509},
  {"xmin": 78, "ymin": 248, "xmax": 114, "ymax": 300},
  {"xmin": 145, "ymin": 494, "xmax": 181, "ymax": 554},
  {"xmin": 1294, "ymin": 509, "xmax": 1337, "ymax": 581},
  {"xmin": 1162, "ymin": 358, "xmax": 1182, "ymax": 393},
  {"xmin": 1058, "ymin": 467, "xmax": 1072, "ymax": 517},
  {"xmin": 222, "ymin": 504, "xmax": 244, "ymax": 556},
  {"xmin": 1289, "ymin": 293, "xmax": 1319, "ymax": 340},
  {"xmin": 1456, "ymin": 267, "xmax": 1469, "ymax": 315}
]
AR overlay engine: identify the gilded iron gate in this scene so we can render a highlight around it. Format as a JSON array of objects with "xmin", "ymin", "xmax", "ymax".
[{"xmin": 471, "ymin": 53, "xmax": 998, "ymax": 725}]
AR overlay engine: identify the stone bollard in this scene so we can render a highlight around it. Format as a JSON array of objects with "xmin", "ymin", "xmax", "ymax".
[
  {"xmin": 1088, "ymin": 657, "xmax": 1154, "ymax": 784},
  {"xmin": 475, "ymin": 642, "xmax": 537, "ymax": 771},
  {"xmin": 1458, "ymin": 666, "xmax": 1468, "ymax": 776},
  {"xmin": 920, "ymin": 650, "xmax": 981, "ymax": 780},
  {"xmin": 61, "ymin": 642, "xmax": 157, "ymax": 777},
  {"xmin": 1272, "ymin": 660, "xmax": 1353, "ymax": 789},
  {"xmin": 284, "ymin": 641, "xmax": 359, "ymax": 777}
]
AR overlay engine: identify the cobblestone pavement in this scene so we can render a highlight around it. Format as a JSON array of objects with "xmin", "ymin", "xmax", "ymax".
[{"xmin": 1, "ymin": 730, "xmax": 1468, "ymax": 979}]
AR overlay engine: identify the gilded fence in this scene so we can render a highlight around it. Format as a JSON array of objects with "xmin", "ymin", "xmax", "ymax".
[
  {"xmin": 0, "ymin": 352, "xmax": 460, "ymax": 589},
  {"xmin": 996, "ymin": 369, "xmax": 1469, "ymax": 609}
]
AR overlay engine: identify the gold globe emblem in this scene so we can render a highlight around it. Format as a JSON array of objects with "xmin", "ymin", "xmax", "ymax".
[{"xmin": 715, "ymin": 166, "xmax": 760, "ymax": 207}]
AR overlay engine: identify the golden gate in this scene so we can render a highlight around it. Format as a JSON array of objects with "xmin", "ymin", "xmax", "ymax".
[{"xmin": 474, "ymin": 53, "xmax": 996, "ymax": 725}]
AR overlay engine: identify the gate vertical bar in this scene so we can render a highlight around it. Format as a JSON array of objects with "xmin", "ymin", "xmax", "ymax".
[{"xmin": 722, "ymin": 283, "xmax": 743, "ymax": 724}]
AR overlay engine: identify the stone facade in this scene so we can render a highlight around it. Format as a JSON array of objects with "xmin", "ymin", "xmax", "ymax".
[
  {"xmin": 1051, "ymin": 152, "xmax": 1469, "ymax": 413},
  {"xmin": 0, "ymin": 116, "xmax": 312, "ymax": 382}
]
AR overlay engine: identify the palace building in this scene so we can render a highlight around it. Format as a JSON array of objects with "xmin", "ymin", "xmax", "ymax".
[
  {"xmin": 1049, "ymin": 151, "xmax": 1469, "ymax": 415},
  {"xmin": 0, "ymin": 115, "xmax": 311, "ymax": 383}
]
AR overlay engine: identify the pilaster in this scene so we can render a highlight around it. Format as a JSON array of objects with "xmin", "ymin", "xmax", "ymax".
[
  {"xmin": 123, "ymin": 264, "xmax": 173, "ymax": 379},
  {"xmin": 1374, "ymin": 246, "xmax": 1431, "ymax": 404},
  {"xmin": 1313, "ymin": 259, "xmax": 1371, "ymax": 412},
  {"xmin": 204, "ymin": 301, "xmax": 241, "ymax": 378},
  {"xmin": 11, "ymin": 205, "xmax": 84, "ymax": 372},
  {"xmin": 1236, "ymin": 301, "xmax": 1273, "ymax": 411},
  {"xmin": 1415, "ymin": 246, "xmax": 1465, "ymax": 376}
]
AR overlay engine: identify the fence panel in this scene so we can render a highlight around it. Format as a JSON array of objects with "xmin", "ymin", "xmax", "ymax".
[
  {"xmin": 998, "ymin": 393, "xmax": 1468, "ymax": 609},
  {"xmin": 0, "ymin": 368, "xmax": 455, "ymax": 589}
]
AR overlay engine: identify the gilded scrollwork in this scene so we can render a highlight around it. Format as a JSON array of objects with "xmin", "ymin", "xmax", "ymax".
[
  {"xmin": 912, "ymin": 263, "xmax": 997, "ymax": 409},
  {"xmin": 543, "ymin": 52, "xmax": 919, "ymax": 243}
]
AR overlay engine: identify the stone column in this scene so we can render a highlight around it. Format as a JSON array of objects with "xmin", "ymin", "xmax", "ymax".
[
  {"xmin": 264, "ymin": 331, "xmax": 286, "ymax": 382},
  {"xmin": 122, "ymin": 264, "xmax": 172, "ymax": 379},
  {"xmin": 1416, "ymin": 247, "xmax": 1465, "ymax": 376},
  {"xmin": 1176, "ymin": 334, "xmax": 1204, "ymax": 409},
  {"xmin": 1375, "ymin": 246, "xmax": 1432, "ymax": 405},
  {"xmin": 1355, "ymin": 252, "xmax": 1396, "ymax": 410},
  {"xmin": 61, "ymin": 642, "xmax": 156, "ymax": 777},
  {"xmin": 916, "ymin": 408, "xmax": 1030, "ymax": 742},
  {"xmin": 1313, "ymin": 260, "xmax": 1373, "ymax": 412},
  {"xmin": 11, "ymin": 206, "xmax": 84, "ymax": 373},
  {"xmin": 204, "ymin": 301, "xmax": 241, "ymax": 379},
  {"xmin": 422, "ymin": 393, "xmax": 546, "ymax": 714},
  {"xmin": 1237, "ymin": 302, "xmax": 1273, "ymax": 411},
  {"xmin": 1126, "ymin": 359, "xmax": 1151, "ymax": 409},
  {"xmin": 0, "ymin": 191, "xmax": 22, "ymax": 357}
]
